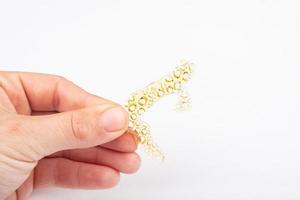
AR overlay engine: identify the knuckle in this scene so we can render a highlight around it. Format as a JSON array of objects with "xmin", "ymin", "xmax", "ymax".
[
  {"xmin": 53, "ymin": 75, "xmax": 75, "ymax": 88},
  {"xmin": 69, "ymin": 111, "xmax": 90, "ymax": 141},
  {"xmin": 52, "ymin": 75, "xmax": 70, "ymax": 92},
  {"xmin": 53, "ymin": 74, "xmax": 67, "ymax": 82}
]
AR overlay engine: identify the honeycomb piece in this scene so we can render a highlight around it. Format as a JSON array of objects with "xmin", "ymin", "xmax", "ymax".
[{"xmin": 124, "ymin": 60, "xmax": 193, "ymax": 160}]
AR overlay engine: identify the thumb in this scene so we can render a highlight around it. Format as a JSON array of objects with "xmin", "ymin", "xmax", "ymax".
[{"xmin": 16, "ymin": 104, "xmax": 128, "ymax": 159}]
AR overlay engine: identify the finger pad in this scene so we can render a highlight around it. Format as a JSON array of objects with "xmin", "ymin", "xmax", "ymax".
[
  {"xmin": 79, "ymin": 164, "xmax": 120, "ymax": 189},
  {"xmin": 101, "ymin": 132, "xmax": 138, "ymax": 152}
]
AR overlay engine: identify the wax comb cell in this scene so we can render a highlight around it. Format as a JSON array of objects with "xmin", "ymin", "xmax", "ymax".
[{"xmin": 124, "ymin": 60, "xmax": 193, "ymax": 160}]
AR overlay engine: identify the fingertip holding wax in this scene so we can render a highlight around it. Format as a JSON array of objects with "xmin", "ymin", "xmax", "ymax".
[{"xmin": 124, "ymin": 60, "xmax": 194, "ymax": 161}]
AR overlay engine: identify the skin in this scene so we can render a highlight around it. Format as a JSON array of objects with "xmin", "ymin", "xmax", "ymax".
[{"xmin": 0, "ymin": 71, "xmax": 141, "ymax": 200}]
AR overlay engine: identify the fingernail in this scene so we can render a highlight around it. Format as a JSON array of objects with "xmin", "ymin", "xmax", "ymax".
[{"xmin": 100, "ymin": 107, "xmax": 127, "ymax": 132}]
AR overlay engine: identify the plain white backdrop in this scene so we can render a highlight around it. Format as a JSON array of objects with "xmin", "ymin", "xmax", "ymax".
[{"xmin": 1, "ymin": 0, "xmax": 300, "ymax": 199}]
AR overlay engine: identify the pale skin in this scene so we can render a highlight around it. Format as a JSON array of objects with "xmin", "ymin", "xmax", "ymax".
[{"xmin": 0, "ymin": 71, "xmax": 141, "ymax": 200}]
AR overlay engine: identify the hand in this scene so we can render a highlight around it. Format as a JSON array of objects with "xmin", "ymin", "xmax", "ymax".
[{"xmin": 0, "ymin": 72, "xmax": 141, "ymax": 200}]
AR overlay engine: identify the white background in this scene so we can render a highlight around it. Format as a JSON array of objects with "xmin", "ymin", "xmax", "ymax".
[{"xmin": 1, "ymin": 0, "xmax": 300, "ymax": 199}]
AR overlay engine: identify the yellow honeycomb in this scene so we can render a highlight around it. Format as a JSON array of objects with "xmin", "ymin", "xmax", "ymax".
[{"xmin": 125, "ymin": 60, "xmax": 193, "ymax": 160}]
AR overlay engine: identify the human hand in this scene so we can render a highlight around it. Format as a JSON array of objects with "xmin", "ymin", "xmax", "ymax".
[{"xmin": 0, "ymin": 72, "xmax": 140, "ymax": 200}]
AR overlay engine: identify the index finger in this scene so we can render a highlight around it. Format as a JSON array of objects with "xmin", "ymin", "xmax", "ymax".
[{"xmin": 1, "ymin": 71, "xmax": 113, "ymax": 112}]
